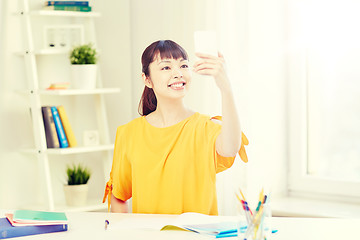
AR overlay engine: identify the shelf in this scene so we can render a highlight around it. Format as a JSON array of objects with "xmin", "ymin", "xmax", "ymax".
[
  {"xmin": 18, "ymin": 88, "xmax": 121, "ymax": 95},
  {"xmin": 16, "ymin": 48, "xmax": 102, "ymax": 56},
  {"xmin": 29, "ymin": 10, "xmax": 101, "ymax": 18},
  {"xmin": 14, "ymin": 49, "xmax": 69, "ymax": 56},
  {"xmin": 22, "ymin": 144, "xmax": 114, "ymax": 155},
  {"xmin": 38, "ymin": 88, "xmax": 121, "ymax": 95},
  {"xmin": 35, "ymin": 48, "xmax": 70, "ymax": 55},
  {"xmin": 14, "ymin": 48, "xmax": 70, "ymax": 57},
  {"xmin": 47, "ymin": 145, "xmax": 114, "ymax": 155}
]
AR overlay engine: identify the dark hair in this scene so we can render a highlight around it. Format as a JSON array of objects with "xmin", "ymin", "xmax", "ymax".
[{"xmin": 138, "ymin": 40, "xmax": 189, "ymax": 116}]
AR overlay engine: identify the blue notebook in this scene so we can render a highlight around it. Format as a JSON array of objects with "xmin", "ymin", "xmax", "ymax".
[
  {"xmin": 51, "ymin": 106, "xmax": 69, "ymax": 148},
  {"xmin": 0, "ymin": 218, "xmax": 67, "ymax": 239},
  {"xmin": 45, "ymin": 1, "xmax": 89, "ymax": 6}
]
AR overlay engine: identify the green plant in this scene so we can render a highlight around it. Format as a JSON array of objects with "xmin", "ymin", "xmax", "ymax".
[
  {"xmin": 70, "ymin": 43, "xmax": 97, "ymax": 64},
  {"xmin": 66, "ymin": 164, "xmax": 91, "ymax": 185}
]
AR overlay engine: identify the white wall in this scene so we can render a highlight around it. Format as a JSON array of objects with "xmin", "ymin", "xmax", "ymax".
[
  {"xmin": 0, "ymin": 0, "xmax": 288, "ymax": 213},
  {"xmin": 92, "ymin": 0, "xmax": 133, "ymax": 139},
  {"xmin": 0, "ymin": 0, "xmax": 38, "ymax": 209},
  {"xmin": 244, "ymin": 0, "xmax": 287, "ymax": 203},
  {"xmin": 0, "ymin": 0, "xmax": 5, "ymax": 208}
]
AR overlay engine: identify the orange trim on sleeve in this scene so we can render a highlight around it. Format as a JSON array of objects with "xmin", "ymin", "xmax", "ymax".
[
  {"xmin": 239, "ymin": 132, "xmax": 249, "ymax": 163},
  {"xmin": 102, "ymin": 179, "xmax": 112, "ymax": 212},
  {"xmin": 210, "ymin": 116, "xmax": 249, "ymax": 163}
]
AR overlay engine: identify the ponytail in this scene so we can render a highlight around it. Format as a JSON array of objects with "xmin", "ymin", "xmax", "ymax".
[{"xmin": 138, "ymin": 86, "xmax": 157, "ymax": 116}]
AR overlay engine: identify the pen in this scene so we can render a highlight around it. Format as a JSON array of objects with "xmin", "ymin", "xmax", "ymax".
[
  {"xmin": 263, "ymin": 195, "xmax": 267, "ymax": 204},
  {"xmin": 236, "ymin": 192, "xmax": 252, "ymax": 223},
  {"xmin": 242, "ymin": 200, "xmax": 251, "ymax": 224},
  {"xmin": 240, "ymin": 189, "xmax": 253, "ymax": 215},
  {"xmin": 243, "ymin": 207, "xmax": 263, "ymax": 240},
  {"xmin": 239, "ymin": 190, "xmax": 253, "ymax": 216},
  {"xmin": 239, "ymin": 189, "xmax": 246, "ymax": 202},
  {"xmin": 105, "ymin": 219, "xmax": 109, "ymax": 230},
  {"xmin": 256, "ymin": 188, "xmax": 264, "ymax": 212}
]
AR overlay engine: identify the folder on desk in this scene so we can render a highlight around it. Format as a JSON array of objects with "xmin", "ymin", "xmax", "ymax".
[{"xmin": 11, "ymin": 210, "xmax": 67, "ymax": 226}]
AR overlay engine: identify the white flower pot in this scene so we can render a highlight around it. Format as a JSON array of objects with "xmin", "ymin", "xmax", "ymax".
[
  {"xmin": 70, "ymin": 64, "xmax": 97, "ymax": 89},
  {"xmin": 64, "ymin": 184, "xmax": 89, "ymax": 206}
]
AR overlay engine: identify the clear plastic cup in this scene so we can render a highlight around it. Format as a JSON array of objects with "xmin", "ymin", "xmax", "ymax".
[{"xmin": 236, "ymin": 200, "xmax": 272, "ymax": 240}]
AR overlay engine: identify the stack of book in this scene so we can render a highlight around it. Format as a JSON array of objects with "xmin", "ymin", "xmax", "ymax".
[
  {"xmin": 42, "ymin": 105, "xmax": 77, "ymax": 148},
  {"xmin": 43, "ymin": 1, "xmax": 92, "ymax": 12},
  {"xmin": 0, "ymin": 210, "xmax": 68, "ymax": 239},
  {"xmin": 47, "ymin": 82, "xmax": 70, "ymax": 90}
]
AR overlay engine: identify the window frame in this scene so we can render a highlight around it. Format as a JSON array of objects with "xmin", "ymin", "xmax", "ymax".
[{"xmin": 287, "ymin": 50, "xmax": 360, "ymax": 201}]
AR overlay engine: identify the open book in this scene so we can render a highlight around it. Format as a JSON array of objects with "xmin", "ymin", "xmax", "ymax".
[
  {"xmin": 108, "ymin": 212, "xmax": 247, "ymax": 238},
  {"xmin": 162, "ymin": 221, "xmax": 247, "ymax": 238}
]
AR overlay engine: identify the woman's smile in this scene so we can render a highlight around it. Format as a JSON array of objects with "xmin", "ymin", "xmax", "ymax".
[{"xmin": 168, "ymin": 81, "xmax": 186, "ymax": 90}]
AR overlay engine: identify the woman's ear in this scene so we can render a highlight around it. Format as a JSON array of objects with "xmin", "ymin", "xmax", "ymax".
[{"xmin": 142, "ymin": 73, "xmax": 153, "ymax": 88}]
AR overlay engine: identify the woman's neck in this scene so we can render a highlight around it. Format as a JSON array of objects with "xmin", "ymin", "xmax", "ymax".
[{"xmin": 145, "ymin": 100, "xmax": 194, "ymax": 128}]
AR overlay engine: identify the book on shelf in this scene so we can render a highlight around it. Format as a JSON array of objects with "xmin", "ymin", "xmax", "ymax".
[
  {"xmin": 42, "ymin": 106, "xmax": 60, "ymax": 148},
  {"xmin": 51, "ymin": 106, "xmax": 69, "ymax": 148},
  {"xmin": 57, "ymin": 105, "xmax": 77, "ymax": 147},
  {"xmin": 47, "ymin": 82, "xmax": 70, "ymax": 90},
  {"xmin": 43, "ymin": 5, "xmax": 92, "ymax": 12},
  {"xmin": 0, "ymin": 210, "xmax": 68, "ymax": 239},
  {"xmin": 45, "ymin": 1, "xmax": 89, "ymax": 7}
]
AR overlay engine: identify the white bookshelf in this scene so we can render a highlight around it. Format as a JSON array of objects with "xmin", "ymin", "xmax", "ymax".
[{"xmin": 18, "ymin": 0, "xmax": 116, "ymax": 212}]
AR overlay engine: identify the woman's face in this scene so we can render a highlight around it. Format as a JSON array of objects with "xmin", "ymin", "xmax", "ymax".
[{"xmin": 145, "ymin": 54, "xmax": 192, "ymax": 100}]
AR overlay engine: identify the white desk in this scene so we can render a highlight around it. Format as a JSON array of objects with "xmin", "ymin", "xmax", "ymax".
[{"xmin": 1, "ymin": 210, "xmax": 359, "ymax": 240}]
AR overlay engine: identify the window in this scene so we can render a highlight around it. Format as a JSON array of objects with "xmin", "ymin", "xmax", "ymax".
[{"xmin": 288, "ymin": 0, "xmax": 360, "ymax": 200}]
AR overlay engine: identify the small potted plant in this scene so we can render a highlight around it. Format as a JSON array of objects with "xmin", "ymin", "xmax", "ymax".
[
  {"xmin": 63, "ymin": 163, "xmax": 91, "ymax": 206},
  {"xmin": 69, "ymin": 43, "xmax": 98, "ymax": 89}
]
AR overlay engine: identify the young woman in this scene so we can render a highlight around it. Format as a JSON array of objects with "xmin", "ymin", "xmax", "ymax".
[{"xmin": 103, "ymin": 40, "xmax": 248, "ymax": 215}]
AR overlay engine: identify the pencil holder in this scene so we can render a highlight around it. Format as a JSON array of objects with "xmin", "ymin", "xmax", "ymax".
[{"xmin": 235, "ymin": 191, "xmax": 272, "ymax": 240}]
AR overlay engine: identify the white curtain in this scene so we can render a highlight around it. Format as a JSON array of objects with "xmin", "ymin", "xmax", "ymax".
[
  {"xmin": 210, "ymin": 0, "xmax": 288, "ymax": 214},
  {"xmin": 212, "ymin": 0, "xmax": 249, "ymax": 216}
]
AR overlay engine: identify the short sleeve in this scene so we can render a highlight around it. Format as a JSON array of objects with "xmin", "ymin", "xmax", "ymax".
[
  {"xmin": 111, "ymin": 126, "xmax": 132, "ymax": 201},
  {"xmin": 103, "ymin": 126, "xmax": 132, "ymax": 210},
  {"xmin": 204, "ymin": 117, "xmax": 236, "ymax": 173},
  {"xmin": 208, "ymin": 116, "xmax": 249, "ymax": 173}
]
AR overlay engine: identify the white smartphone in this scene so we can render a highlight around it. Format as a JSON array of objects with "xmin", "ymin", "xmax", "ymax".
[{"xmin": 193, "ymin": 30, "xmax": 218, "ymax": 57}]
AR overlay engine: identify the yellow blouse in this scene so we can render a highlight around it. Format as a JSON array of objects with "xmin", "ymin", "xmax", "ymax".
[{"xmin": 103, "ymin": 112, "xmax": 248, "ymax": 215}]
